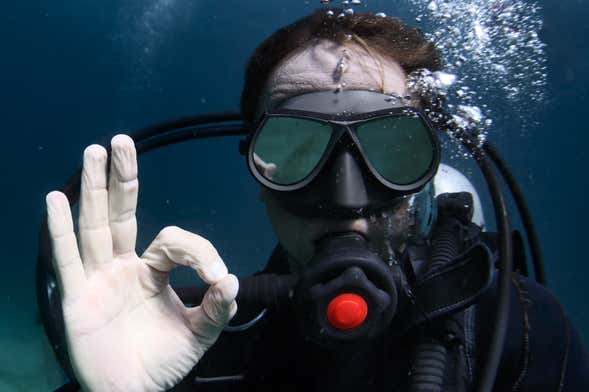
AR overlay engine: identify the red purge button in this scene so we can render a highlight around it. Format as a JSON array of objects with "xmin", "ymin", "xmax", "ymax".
[{"xmin": 326, "ymin": 293, "xmax": 368, "ymax": 330}]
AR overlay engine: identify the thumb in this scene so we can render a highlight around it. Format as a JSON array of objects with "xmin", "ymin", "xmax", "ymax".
[{"xmin": 187, "ymin": 274, "xmax": 239, "ymax": 348}]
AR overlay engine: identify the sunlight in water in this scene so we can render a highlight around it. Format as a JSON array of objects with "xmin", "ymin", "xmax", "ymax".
[{"xmin": 115, "ymin": 0, "xmax": 195, "ymax": 91}]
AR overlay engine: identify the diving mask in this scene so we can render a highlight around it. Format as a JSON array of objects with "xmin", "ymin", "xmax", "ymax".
[{"xmin": 244, "ymin": 90, "xmax": 440, "ymax": 196}]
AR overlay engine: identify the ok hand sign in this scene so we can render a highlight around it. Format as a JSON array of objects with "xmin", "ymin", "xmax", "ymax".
[{"xmin": 46, "ymin": 135, "xmax": 238, "ymax": 392}]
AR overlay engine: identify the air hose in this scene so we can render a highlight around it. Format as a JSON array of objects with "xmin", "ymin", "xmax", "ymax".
[
  {"xmin": 176, "ymin": 274, "xmax": 296, "ymax": 310},
  {"xmin": 409, "ymin": 212, "xmax": 465, "ymax": 392},
  {"xmin": 483, "ymin": 142, "xmax": 545, "ymax": 285},
  {"xmin": 409, "ymin": 342, "xmax": 449, "ymax": 392},
  {"xmin": 425, "ymin": 219, "xmax": 463, "ymax": 277}
]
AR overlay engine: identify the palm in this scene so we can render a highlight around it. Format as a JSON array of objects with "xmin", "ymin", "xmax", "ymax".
[{"xmin": 46, "ymin": 135, "xmax": 238, "ymax": 392}]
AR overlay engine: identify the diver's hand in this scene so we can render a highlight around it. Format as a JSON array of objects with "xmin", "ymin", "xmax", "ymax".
[{"xmin": 45, "ymin": 135, "xmax": 238, "ymax": 392}]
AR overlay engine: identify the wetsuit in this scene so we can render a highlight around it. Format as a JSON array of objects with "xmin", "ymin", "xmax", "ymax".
[{"xmin": 176, "ymin": 242, "xmax": 589, "ymax": 392}]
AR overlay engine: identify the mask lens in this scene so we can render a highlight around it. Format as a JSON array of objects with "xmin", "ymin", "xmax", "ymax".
[
  {"xmin": 356, "ymin": 115, "xmax": 435, "ymax": 185},
  {"xmin": 253, "ymin": 116, "xmax": 332, "ymax": 185}
]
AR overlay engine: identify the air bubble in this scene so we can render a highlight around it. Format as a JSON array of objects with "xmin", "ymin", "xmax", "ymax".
[
  {"xmin": 473, "ymin": 22, "xmax": 489, "ymax": 42},
  {"xmin": 405, "ymin": 0, "xmax": 547, "ymax": 149},
  {"xmin": 492, "ymin": 64, "xmax": 507, "ymax": 73},
  {"xmin": 433, "ymin": 71, "xmax": 457, "ymax": 89},
  {"xmin": 457, "ymin": 105, "xmax": 483, "ymax": 123}
]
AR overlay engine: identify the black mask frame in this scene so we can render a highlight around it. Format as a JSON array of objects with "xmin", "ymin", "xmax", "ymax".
[{"xmin": 244, "ymin": 107, "xmax": 441, "ymax": 197}]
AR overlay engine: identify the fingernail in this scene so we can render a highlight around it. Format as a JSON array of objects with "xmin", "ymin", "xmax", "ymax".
[
  {"xmin": 111, "ymin": 134, "xmax": 134, "ymax": 148},
  {"xmin": 84, "ymin": 144, "xmax": 107, "ymax": 162},
  {"xmin": 208, "ymin": 256, "xmax": 228, "ymax": 283},
  {"xmin": 46, "ymin": 191, "xmax": 66, "ymax": 205},
  {"xmin": 225, "ymin": 274, "xmax": 239, "ymax": 299}
]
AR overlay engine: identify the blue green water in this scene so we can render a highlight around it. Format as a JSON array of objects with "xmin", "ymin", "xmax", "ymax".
[{"xmin": 1, "ymin": 0, "xmax": 587, "ymax": 390}]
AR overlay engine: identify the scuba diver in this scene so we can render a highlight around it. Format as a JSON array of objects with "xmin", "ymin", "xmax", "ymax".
[{"xmin": 41, "ymin": 8, "xmax": 588, "ymax": 392}]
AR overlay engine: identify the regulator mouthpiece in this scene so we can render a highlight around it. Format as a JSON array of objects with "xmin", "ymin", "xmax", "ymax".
[{"xmin": 294, "ymin": 233, "xmax": 398, "ymax": 348}]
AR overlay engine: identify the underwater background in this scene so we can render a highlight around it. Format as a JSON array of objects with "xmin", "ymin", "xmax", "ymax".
[{"xmin": 0, "ymin": 0, "xmax": 587, "ymax": 390}]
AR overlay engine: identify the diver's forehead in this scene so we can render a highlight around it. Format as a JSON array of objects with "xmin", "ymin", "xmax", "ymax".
[
  {"xmin": 258, "ymin": 39, "xmax": 410, "ymax": 117},
  {"xmin": 276, "ymin": 90, "xmax": 410, "ymax": 114}
]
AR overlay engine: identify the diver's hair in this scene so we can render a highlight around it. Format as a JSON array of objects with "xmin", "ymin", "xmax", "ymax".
[{"xmin": 240, "ymin": 8, "xmax": 443, "ymax": 123}]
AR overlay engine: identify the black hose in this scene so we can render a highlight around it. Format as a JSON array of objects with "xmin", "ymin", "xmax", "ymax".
[
  {"xmin": 471, "ymin": 149, "xmax": 512, "ymax": 392},
  {"xmin": 483, "ymin": 142, "xmax": 546, "ymax": 285},
  {"xmin": 44, "ymin": 115, "xmax": 248, "ymax": 205},
  {"xmin": 130, "ymin": 111, "xmax": 244, "ymax": 142},
  {"xmin": 426, "ymin": 219, "xmax": 462, "ymax": 276},
  {"xmin": 135, "ymin": 125, "xmax": 248, "ymax": 154},
  {"xmin": 175, "ymin": 274, "xmax": 297, "ymax": 309},
  {"xmin": 410, "ymin": 343, "xmax": 449, "ymax": 392},
  {"xmin": 444, "ymin": 125, "xmax": 513, "ymax": 392},
  {"xmin": 410, "ymin": 217, "xmax": 461, "ymax": 391}
]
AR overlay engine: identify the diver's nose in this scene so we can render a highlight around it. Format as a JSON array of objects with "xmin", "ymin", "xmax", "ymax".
[
  {"xmin": 268, "ymin": 136, "xmax": 398, "ymax": 217},
  {"xmin": 320, "ymin": 147, "xmax": 370, "ymax": 209}
]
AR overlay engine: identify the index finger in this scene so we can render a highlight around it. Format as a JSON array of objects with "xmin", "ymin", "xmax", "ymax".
[{"xmin": 141, "ymin": 226, "xmax": 228, "ymax": 285}]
